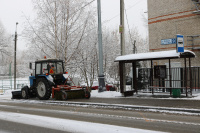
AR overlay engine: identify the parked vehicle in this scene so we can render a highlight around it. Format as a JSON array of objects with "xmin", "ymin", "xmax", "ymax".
[{"xmin": 91, "ymin": 81, "xmax": 117, "ymax": 91}]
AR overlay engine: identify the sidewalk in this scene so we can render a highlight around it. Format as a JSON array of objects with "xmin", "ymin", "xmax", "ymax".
[
  {"xmin": 2, "ymin": 90, "xmax": 199, "ymax": 109},
  {"xmin": 61, "ymin": 92, "xmax": 200, "ymax": 115},
  {"xmin": 68, "ymin": 96, "xmax": 200, "ymax": 109},
  {"xmin": 1, "ymin": 90, "xmax": 200, "ymax": 115},
  {"xmin": 66, "ymin": 90, "xmax": 200, "ymax": 110}
]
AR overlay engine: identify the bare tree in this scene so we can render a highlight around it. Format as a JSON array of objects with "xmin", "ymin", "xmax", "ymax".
[
  {"xmin": 23, "ymin": 0, "xmax": 96, "ymax": 67},
  {"xmin": 0, "ymin": 21, "xmax": 12, "ymax": 60},
  {"xmin": 22, "ymin": 0, "xmax": 149, "ymax": 85},
  {"xmin": 0, "ymin": 21, "xmax": 12, "ymax": 77},
  {"xmin": 73, "ymin": 23, "xmax": 99, "ymax": 91}
]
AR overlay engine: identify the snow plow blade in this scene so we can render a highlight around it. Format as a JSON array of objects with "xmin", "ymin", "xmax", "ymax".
[
  {"xmin": 52, "ymin": 85, "xmax": 90, "ymax": 100},
  {"xmin": 11, "ymin": 91, "xmax": 22, "ymax": 99}
]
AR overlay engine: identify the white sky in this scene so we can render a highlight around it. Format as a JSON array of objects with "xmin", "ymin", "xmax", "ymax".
[{"xmin": 0, "ymin": 0, "xmax": 147, "ymax": 50}]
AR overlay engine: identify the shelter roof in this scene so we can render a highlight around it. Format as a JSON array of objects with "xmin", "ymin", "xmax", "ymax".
[{"xmin": 115, "ymin": 50, "xmax": 196, "ymax": 62}]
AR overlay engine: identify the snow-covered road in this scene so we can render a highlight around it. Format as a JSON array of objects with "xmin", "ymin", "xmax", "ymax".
[
  {"xmin": 0, "ymin": 100, "xmax": 200, "ymax": 133},
  {"xmin": 0, "ymin": 90, "xmax": 200, "ymax": 132},
  {"xmin": 0, "ymin": 111, "xmax": 164, "ymax": 133}
]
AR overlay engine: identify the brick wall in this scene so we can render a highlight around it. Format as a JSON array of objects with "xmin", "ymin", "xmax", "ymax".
[{"xmin": 148, "ymin": 0, "xmax": 200, "ymax": 66}]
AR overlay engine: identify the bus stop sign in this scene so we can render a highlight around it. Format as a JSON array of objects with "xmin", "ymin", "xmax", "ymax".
[{"xmin": 176, "ymin": 34, "xmax": 184, "ymax": 53}]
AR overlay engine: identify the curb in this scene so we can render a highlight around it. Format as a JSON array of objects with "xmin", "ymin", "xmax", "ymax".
[{"xmin": 46, "ymin": 101, "xmax": 200, "ymax": 116}]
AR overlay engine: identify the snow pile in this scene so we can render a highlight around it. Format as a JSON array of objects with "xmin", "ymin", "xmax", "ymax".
[
  {"xmin": 191, "ymin": 92, "xmax": 200, "ymax": 100},
  {"xmin": 0, "ymin": 90, "xmax": 12, "ymax": 99},
  {"xmin": 91, "ymin": 90, "xmax": 122, "ymax": 98},
  {"xmin": 0, "ymin": 89, "xmax": 200, "ymax": 100}
]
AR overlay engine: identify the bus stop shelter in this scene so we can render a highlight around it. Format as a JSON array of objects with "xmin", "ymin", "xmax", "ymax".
[{"xmin": 115, "ymin": 50, "xmax": 196, "ymax": 97}]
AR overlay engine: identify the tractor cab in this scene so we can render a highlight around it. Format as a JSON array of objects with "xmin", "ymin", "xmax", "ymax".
[
  {"xmin": 35, "ymin": 59, "xmax": 64, "ymax": 75},
  {"xmin": 34, "ymin": 59, "xmax": 66, "ymax": 85},
  {"xmin": 33, "ymin": 59, "xmax": 64, "ymax": 75}
]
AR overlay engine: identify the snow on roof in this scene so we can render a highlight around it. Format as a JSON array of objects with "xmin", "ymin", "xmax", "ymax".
[{"xmin": 115, "ymin": 50, "xmax": 196, "ymax": 62}]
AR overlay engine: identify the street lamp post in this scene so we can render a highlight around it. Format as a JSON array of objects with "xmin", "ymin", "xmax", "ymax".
[
  {"xmin": 14, "ymin": 22, "xmax": 18, "ymax": 90},
  {"xmin": 97, "ymin": 0, "xmax": 105, "ymax": 92}
]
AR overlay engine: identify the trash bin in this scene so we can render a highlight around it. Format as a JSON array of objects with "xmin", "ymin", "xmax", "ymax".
[{"xmin": 172, "ymin": 89, "xmax": 181, "ymax": 98}]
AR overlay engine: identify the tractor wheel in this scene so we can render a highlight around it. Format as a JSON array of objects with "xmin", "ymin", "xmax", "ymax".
[
  {"xmin": 61, "ymin": 91, "xmax": 67, "ymax": 100},
  {"xmin": 21, "ymin": 86, "xmax": 29, "ymax": 99},
  {"xmin": 36, "ymin": 78, "xmax": 51, "ymax": 100},
  {"xmin": 85, "ymin": 91, "xmax": 91, "ymax": 99}
]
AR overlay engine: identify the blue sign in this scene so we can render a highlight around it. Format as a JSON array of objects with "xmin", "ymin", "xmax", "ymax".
[
  {"xmin": 176, "ymin": 35, "xmax": 184, "ymax": 53},
  {"xmin": 161, "ymin": 38, "xmax": 176, "ymax": 45}
]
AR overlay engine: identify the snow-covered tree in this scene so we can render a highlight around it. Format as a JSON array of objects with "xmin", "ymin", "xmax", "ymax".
[
  {"xmin": 0, "ymin": 21, "xmax": 12, "ymax": 77},
  {"xmin": 22, "ymin": 0, "xmax": 149, "ymax": 85},
  {"xmin": 23, "ymin": 0, "xmax": 96, "ymax": 68}
]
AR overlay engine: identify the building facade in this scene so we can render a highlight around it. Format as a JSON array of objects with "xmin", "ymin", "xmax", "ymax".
[{"xmin": 148, "ymin": 0, "xmax": 200, "ymax": 66}]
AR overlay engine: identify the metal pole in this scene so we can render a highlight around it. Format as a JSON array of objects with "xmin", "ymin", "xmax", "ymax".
[
  {"xmin": 120, "ymin": 0, "xmax": 125, "ymax": 55},
  {"xmin": 133, "ymin": 40, "xmax": 136, "ymax": 54},
  {"xmin": 97, "ymin": 0, "xmax": 105, "ymax": 92},
  {"xmin": 189, "ymin": 57, "xmax": 192, "ymax": 96},
  {"xmin": 14, "ymin": 22, "xmax": 18, "ymax": 90},
  {"xmin": 132, "ymin": 62, "xmax": 137, "ymax": 94},
  {"xmin": 120, "ymin": 0, "xmax": 126, "ymax": 94},
  {"xmin": 184, "ymin": 58, "xmax": 188, "ymax": 97},
  {"xmin": 151, "ymin": 60, "xmax": 153, "ymax": 94},
  {"xmin": 54, "ymin": 1, "xmax": 58, "ymax": 58},
  {"xmin": 169, "ymin": 59, "xmax": 172, "ymax": 95},
  {"xmin": 119, "ymin": 62, "xmax": 124, "ymax": 93},
  {"xmin": 9, "ymin": 63, "xmax": 12, "ymax": 90}
]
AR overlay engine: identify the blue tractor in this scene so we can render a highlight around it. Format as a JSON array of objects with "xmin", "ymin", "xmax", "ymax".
[{"xmin": 12, "ymin": 58, "xmax": 90, "ymax": 100}]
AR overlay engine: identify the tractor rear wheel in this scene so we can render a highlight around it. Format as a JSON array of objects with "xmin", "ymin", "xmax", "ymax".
[
  {"xmin": 61, "ymin": 91, "xmax": 67, "ymax": 100},
  {"xmin": 36, "ymin": 78, "xmax": 51, "ymax": 100},
  {"xmin": 21, "ymin": 86, "xmax": 29, "ymax": 99},
  {"xmin": 85, "ymin": 91, "xmax": 91, "ymax": 99}
]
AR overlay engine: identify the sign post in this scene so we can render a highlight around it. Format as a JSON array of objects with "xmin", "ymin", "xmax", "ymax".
[{"xmin": 176, "ymin": 34, "xmax": 184, "ymax": 53}]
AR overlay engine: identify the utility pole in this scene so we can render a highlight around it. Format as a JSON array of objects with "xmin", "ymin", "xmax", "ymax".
[
  {"xmin": 54, "ymin": 1, "xmax": 58, "ymax": 58},
  {"xmin": 120, "ymin": 0, "xmax": 125, "ymax": 55},
  {"xmin": 14, "ymin": 22, "xmax": 18, "ymax": 90},
  {"xmin": 9, "ymin": 63, "xmax": 12, "ymax": 89},
  {"xmin": 97, "ymin": 0, "xmax": 105, "ymax": 92},
  {"xmin": 120, "ymin": 0, "xmax": 126, "ymax": 94},
  {"xmin": 133, "ymin": 40, "xmax": 136, "ymax": 54}
]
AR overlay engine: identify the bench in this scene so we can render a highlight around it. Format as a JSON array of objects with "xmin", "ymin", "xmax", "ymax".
[{"xmin": 148, "ymin": 86, "xmax": 192, "ymax": 97}]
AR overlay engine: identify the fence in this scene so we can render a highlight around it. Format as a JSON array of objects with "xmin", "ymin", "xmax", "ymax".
[
  {"xmin": 137, "ymin": 67, "xmax": 200, "ymax": 93},
  {"xmin": 0, "ymin": 79, "xmax": 29, "ymax": 94}
]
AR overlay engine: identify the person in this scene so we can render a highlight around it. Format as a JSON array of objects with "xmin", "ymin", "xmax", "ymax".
[{"xmin": 49, "ymin": 64, "xmax": 55, "ymax": 74}]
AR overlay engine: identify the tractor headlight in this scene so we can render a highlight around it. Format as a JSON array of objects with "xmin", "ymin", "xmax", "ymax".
[
  {"xmin": 47, "ymin": 75, "xmax": 54, "ymax": 83},
  {"xmin": 63, "ymin": 74, "xmax": 69, "ymax": 79}
]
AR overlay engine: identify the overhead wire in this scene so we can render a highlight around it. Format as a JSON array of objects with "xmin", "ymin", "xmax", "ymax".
[
  {"xmin": 124, "ymin": 1, "xmax": 136, "ymax": 53},
  {"xmin": 82, "ymin": 0, "xmax": 144, "ymax": 39},
  {"xmin": 102, "ymin": 0, "xmax": 142, "ymax": 25},
  {"xmin": 71, "ymin": 0, "xmax": 95, "ymax": 15},
  {"xmin": 74, "ymin": 0, "xmax": 143, "ymax": 45}
]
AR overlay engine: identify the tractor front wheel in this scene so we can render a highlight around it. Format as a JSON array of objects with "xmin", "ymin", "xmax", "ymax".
[
  {"xmin": 36, "ymin": 78, "xmax": 51, "ymax": 100},
  {"xmin": 21, "ymin": 86, "xmax": 29, "ymax": 99}
]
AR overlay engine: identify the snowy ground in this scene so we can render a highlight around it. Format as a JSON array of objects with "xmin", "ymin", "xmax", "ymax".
[
  {"xmin": 0, "ymin": 89, "xmax": 199, "ymax": 132},
  {"xmin": 0, "ymin": 77, "xmax": 200, "ymax": 100},
  {"xmin": 92, "ymin": 90, "xmax": 200, "ymax": 100},
  {"xmin": 1, "ymin": 89, "xmax": 200, "ymax": 100},
  {"xmin": 0, "ymin": 91, "xmax": 168, "ymax": 133},
  {"xmin": 0, "ymin": 111, "xmax": 165, "ymax": 133}
]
